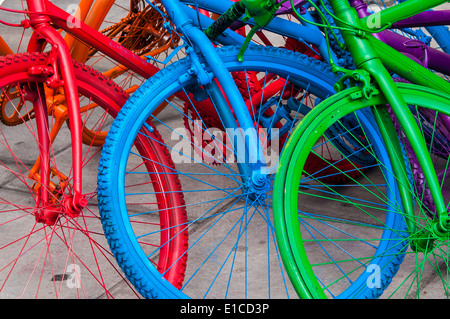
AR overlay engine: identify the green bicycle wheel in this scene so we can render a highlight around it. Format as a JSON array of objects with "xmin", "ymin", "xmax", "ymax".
[{"xmin": 274, "ymin": 83, "xmax": 450, "ymax": 299}]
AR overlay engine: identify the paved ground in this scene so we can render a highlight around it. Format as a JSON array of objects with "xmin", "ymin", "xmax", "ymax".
[{"xmin": 0, "ymin": 0, "xmax": 448, "ymax": 300}]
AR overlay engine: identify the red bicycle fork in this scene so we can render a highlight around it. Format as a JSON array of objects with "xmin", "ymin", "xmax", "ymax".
[{"xmin": 27, "ymin": 1, "xmax": 87, "ymax": 224}]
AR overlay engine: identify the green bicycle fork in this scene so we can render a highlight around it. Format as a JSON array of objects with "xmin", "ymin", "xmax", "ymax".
[{"xmin": 330, "ymin": 0, "xmax": 450, "ymax": 245}]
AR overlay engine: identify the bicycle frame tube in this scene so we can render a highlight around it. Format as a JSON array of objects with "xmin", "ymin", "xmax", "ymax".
[
  {"xmin": 69, "ymin": 0, "xmax": 116, "ymax": 62},
  {"xmin": 350, "ymin": 0, "xmax": 450, "ymax": 27},
  {"xmin": 330, "ymin": 0, "xmax": 450, "ymax": 233},
  {"xmin": 351, "ymin": 0, "xmax": 450, "ymax": 75},
  {"xmin": 28, "ymin": 0, "xmax": 158, "ymax": 79},
  {"xmin": 377, "ymin": 31, "xmax": 450, "ymax": 75},
  {"xmin": 368, "ymin": 34, "xmax": 450, "ymax": 92},
  {"xmin": 392, "ymin": 10, "xmax": 450, "ymax": 28},
  {"xmin": 181, "ymin": 0, "xmax": 338, "ymax": 64},
  {"xmin": 0, "ymin": 36, "xmax": 13, "ymax": 56},
  {"xmin": 63, "ymin": 0, "xmax": 96, "ymax": 52},
  {"xmin": 360, "ymin": 0, "xmax": 447, "ymax": 30},
  {"xmin": 161, "ymin": 0, "xmax": 267, "ymax": 181}
]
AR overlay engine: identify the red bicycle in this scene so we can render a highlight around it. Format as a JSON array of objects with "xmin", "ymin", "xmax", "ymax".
[{"xmin": 0, "ymin": 0, "xmax": 187, "ymax": 298}]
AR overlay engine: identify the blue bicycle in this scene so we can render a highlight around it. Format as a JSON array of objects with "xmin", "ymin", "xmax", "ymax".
[{"xmin": 95, "ymin": 0, "xmax": 424, "ymax": 298}]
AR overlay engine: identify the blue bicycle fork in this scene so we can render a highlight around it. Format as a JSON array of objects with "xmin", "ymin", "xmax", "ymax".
[{"xmin": 161, "ymin": 0, "xmax": 268, "ymax": 187}]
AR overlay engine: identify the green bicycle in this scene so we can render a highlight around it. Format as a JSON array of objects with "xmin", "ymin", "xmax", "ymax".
[{"xmin": 274, "ymin": 0, "xmax": 450, "ymax": 298}]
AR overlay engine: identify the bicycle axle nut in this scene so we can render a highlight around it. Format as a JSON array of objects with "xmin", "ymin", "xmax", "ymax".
[{"xmin": 64, "ymin": 194, "xmax": 88, "ymax": 218}]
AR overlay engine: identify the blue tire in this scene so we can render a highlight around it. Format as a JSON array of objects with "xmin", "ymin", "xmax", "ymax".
[{"xmin": 97, "ymin": 46, "xmax": 403, "ymax": 298}]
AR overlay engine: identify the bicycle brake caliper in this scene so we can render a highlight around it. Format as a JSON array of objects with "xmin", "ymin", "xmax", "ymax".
[
  {"xmin": 178, "ymin": 47, "xmax": 213, "ymax": 87},
  {"xmin": 27, "ymin": 47, "xmax": 63, "ymax": 89},
  {"xmin": 333, "ymin": 67, "xmax": 378, "ymax": 100}
]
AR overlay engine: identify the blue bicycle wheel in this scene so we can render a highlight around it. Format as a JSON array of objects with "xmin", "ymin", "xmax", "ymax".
[{"xmin": 97, "ymin": 46, "xmax": 402, "ymax": 298}]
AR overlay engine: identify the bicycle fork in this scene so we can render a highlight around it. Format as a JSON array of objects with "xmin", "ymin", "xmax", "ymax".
[
  {"xmin": 162, "ymin": 0, "xmax": 269, "ymax": 189},
  {"xmin": 26, "ymin": 3, "xmax": 87, "ymax": 223},
  {"xmin": 332, "ymin": 0, "xmax": 450, "ymax": 250}
]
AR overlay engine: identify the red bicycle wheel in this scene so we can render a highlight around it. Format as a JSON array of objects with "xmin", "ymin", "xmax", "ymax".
[{"xmin": 0, "ymin": 52, "xmax": 187, "ymax": 298}]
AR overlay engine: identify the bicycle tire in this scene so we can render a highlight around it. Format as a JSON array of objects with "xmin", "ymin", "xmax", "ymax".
[{"xmin": 97, "ymin": 45, "xmax": 394, "ymax": 298}]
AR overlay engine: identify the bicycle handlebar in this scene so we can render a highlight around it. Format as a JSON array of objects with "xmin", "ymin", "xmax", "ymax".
[
  {"xmin": 204, "ymin": 1, "xmax": 246, "ymax": 41},
  {"xmin": 204, "ymin": 0, "xmax": 281, "ymax": 61}
]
